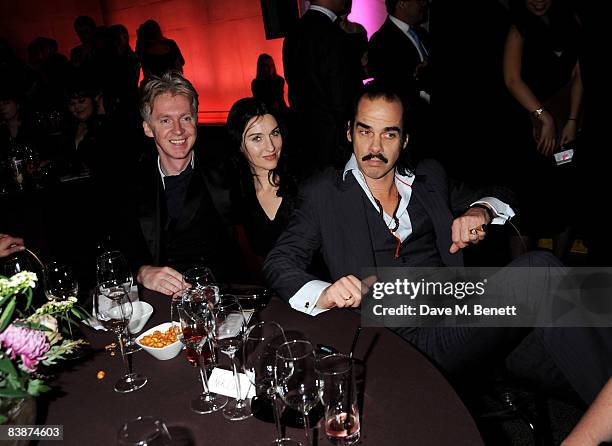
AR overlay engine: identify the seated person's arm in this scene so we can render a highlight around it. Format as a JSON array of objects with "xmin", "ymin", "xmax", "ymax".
[
  {"xmin": 137, "ymin": 265, "xmax": 184, "ymax": 296},
  {"xmin": 562, "ymin": 378, "xmax": 612, "ymax": 446},
  {"xmin": 289, "ymin": 275, "xmax": 362, "ymax": 316},
  {"xmin": 0, "ymin": 234, "xmax": 25, "ymax": 258}
]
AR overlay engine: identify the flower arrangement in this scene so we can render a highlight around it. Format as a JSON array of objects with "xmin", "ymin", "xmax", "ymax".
[{"xmin": 0, "ymin": 271, "xmax": 88, "ymax": 423}]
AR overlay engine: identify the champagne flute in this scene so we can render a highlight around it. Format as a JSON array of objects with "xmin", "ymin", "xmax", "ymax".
[
  {"xmin": 96, "ymin": 251, "xmax": 140, "ymax": 353},
  {"xmin": 275, "ymin": 340, "xmax": 319, "ymax": 446},
  {"xmin": 213, "ymin": 295, "xmax": 252, "ymax": 421},
  {"xmin": 117, "ymin": 416, "xmax": 172, "ymax": 446},
  {"xmin": 94, "ymin": 287, "xmax": 147, "ymax": 393},
  {"xmin": 244, "ymin": 322, "xmax": 300, "ymax": 446},
  {"xmin": 177, "ymin": 289, "xmax": 227, "ymax": 414}
]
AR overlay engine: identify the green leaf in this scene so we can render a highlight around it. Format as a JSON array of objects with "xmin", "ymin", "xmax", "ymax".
[
  {"xmin": 0, "ymin": 388, "xmax": 29, "ymax": 398},
  {"xmin": 0, "ymin": 414, "xmax": 7, "ymax": 424},
  {"xmin": 0, "ymin": 296, "xmax": 16, "ymax": 331},
  {"xmin": 24, "ymin": 288, "xmax": 33, "ymax": 311},
  {"xmin": 27, "ymin": 379, "xmax": 50, "ymax": 396},
  {"xmin": 0, "ymin": 357, "xmax": 18, "ymax": 376}
]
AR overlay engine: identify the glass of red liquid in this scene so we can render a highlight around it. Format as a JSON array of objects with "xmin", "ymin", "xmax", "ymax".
[
  {"xmin": 316, "ymin": 354, "xmax": 361, "ymax": 445},
  {"xmin": 177, "ymin": 289, "xmax": 227, "ymax": 414}
]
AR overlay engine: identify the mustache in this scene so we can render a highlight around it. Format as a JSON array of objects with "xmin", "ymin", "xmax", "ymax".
[{"xmin": 362, "ymin": 153, "xmax": 389, "ymax": 163}]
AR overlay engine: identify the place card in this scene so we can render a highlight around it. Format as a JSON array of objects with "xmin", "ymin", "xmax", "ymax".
[{"xmin": 208, "ymin": 367, "xmax": 255, "ymax": 400}]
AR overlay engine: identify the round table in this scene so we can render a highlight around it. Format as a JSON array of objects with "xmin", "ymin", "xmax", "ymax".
[{"xmin": 39, "ymin": 290, "xmax": 484, "ymax": 445}]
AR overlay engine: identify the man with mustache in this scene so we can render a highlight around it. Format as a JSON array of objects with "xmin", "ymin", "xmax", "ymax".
[{"xmin": 264, "ymin": 81, "xmax": 522, "ymax": 373}]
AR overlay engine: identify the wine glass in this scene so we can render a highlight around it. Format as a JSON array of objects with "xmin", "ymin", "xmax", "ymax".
[
  {"xmin": 117, "ymin": 416, "xmax": 172, "ymax": 446},
  {"xmin": 244, "ymin": 322, "xmax": 300, "ymax": 446},
  {"xmin": 96, "ymin": 251, "xmax": 140, "ymax": 353},
  {"xmin": 44, "ymin": 262, "xmax": 79, "ymax": 337},
  {"xmin": 275, "ymin": 340, "xmax": 319, "ymax": 446},
  {"xmin": 213, "ymin": 295, "xmax": 252, "ymax": 421},
  {"xmin": 44, "ymin": 262, "xmax": 79, "ymax": 300},
  {"xmin": 183, "ymin": 266, "xmax": 216, "ymax": 290},
  {"xmin": 177, "ymin": 289, "xmax": 227, "ymax": 414},
  {"xmin": 94, "ymin": 288, "xmax": 147, "ymax": 393},
  {"xmin": 96, "ymin": 251, "xmax": 132, "ymax": 293}
]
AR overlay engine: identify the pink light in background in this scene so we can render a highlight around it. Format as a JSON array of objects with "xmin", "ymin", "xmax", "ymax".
[{"xmin": 348, "ymin": 0, "xmax": 387, "ymax": 39}]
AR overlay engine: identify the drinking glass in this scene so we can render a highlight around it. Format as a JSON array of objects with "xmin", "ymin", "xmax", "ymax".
[
  {"xmin": 96, "ymin": 251, "xmax": 132, "ymax": 293},
  {"xmin": 94, "ymin": 288, "xmax": 147, "ymax": 393},
  {"xmin": 243, "ymin": 322, "xmax": 300, "ymax": 446},
  {"xmin": 44, "ymin": 262, "xmax": 79, "ymax": 301},
  {"xmin": 316, "ymin": 354, "xmax": 361, "ymax": 445},
  {"xmin": 183, "ymin": 266, "xmax": 216, "ymax": 289},
  {"xmin": 177, "ymin": 289, "xmax": 227, "ymax": 414},
  {"xmin": 213, "ymin": 295, "xmax": 252, "ymax": 421},
  {"xmin": 117, "ymin": 416, "xmax": 172, "ymax": 446},
  {"xmin": 275, "ymin": 340, "xmax": 319, "ymax": 446},
  {"xmin": 96, "ymin": 251, "xmax": 140, "ymax": 353}
]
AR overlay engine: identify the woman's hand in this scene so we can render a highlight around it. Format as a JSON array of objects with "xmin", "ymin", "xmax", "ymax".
[
  {"xmin": 560, "ymin": 119, "xmax": 578, "ymax": 147},
  {"xmin": 534, "ymin": 111, "xmax": 557, "ymax": 156}
]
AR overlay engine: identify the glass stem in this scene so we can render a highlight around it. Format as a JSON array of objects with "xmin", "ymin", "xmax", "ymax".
[
  {"xmin": 230, "ymin": 352, "xmax": 244, "ymax": 404},
  {"xmin": 117, "ymin": 333, "xmax": 132, "ymax": 377},
  {"xmin": 197, "ymin": 358, "xmax": 211, "ymax": 394},
  {"xmin": 303, "ymin": 409, "xmax": 311, "ymax": 446},
  {"xmin": 271, "ymin": 393, "xmax": 284, "ymax": 442}
]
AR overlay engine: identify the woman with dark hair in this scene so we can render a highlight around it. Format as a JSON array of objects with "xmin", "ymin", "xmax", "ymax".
[
  {"xmin": 503, "ymin": 0, "xmax": 582, "ymax": 260},
  {"xmin": 58, "ymin": 82, "xmax": 108, "ymax": 176},
  {"xmin": 250, "ymin": 54, "xmax": 288, "ymax": 116},
  {"xmin": 226, "ymin": 97, "xmax": 296, "ymax": 275}
]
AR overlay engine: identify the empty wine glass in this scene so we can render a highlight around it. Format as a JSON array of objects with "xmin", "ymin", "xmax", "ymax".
[
  {"xmin": 177, "ymin": 289, "xmax": 227, "ymax": 414},
  {"xmin": 117, "ymin": 416, "xmax": 172, "ymax": 446},
  {"xmin": 96, "ymin": 251, "xmax": 132, "ymax": 293},
  {"xmin": 44, "ymin": 262, "xmax": 79, "ymax": 336},
  {"xmin": 94, "ymin": 288, "xmax": 147, "ymax": 393},
  {"xmin": 244, "ymin": 322, "xmax": 300, "ymax": 446},
  {"xmin": 275, "ymin": 340, "xmax": 319, "ymax": 446},
  {"xmin": 213, "ymin": 295, "xmax": 252, "ymax": 421},
  {"xmin": 96, "ymin": 251, "xmax": 140, "ymax": 353},
  {"xmin": 183, "ymin": 266, "xmax": 216, "ymax": 289},
  {"xmin": 44, "ymin": 262, "xmax": 79, "ymax": 300}
]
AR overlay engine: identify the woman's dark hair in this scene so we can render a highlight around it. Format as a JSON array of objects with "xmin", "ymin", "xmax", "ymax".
[
  {"xmin": 255, "ymin": 54, "xmax": 276, "ymax": 80},
  {"xmin": 226, "ymin": 97, "xmax": 295, "ymax": 197},
  {"xmin": 509, "ymin": 0, "xmax": 576, "ymax": 45}
]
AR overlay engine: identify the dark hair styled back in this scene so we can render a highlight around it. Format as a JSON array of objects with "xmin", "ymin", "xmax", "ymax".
[
  {"xmin": 74, "ymin": 15, "xmax": 96, "ymax": 31},
  {"xmin": 347, "ymin": 80, "xmax": 414, "ymax": 174},
  {"xmin": 226, "ymin": 97, "xmax": 295, "ymax": 195}
]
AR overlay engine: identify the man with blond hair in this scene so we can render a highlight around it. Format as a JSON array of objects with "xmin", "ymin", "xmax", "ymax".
[{"xmin": 116, "ymin": 71, "xmax": 237, "ymax": 295}]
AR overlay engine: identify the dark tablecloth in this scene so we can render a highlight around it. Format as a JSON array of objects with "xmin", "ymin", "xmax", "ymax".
[{"xmin": 39, "ymin": 290, "xmax": 483, "ymax": 445}]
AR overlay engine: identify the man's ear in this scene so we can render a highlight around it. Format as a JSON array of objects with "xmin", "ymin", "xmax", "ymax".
[
  {"xmin": 143, "ymin": 120, "xmax": 154, "ymax": 138},
  {"xmin": 346, "ymin": 121, "xmax": 352, "ymax": 143}
]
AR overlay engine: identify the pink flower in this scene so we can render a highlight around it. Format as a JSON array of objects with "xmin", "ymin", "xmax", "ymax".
[{"xmin": 0, "ymin": 324, "xmax": 50, "ymax": 371}]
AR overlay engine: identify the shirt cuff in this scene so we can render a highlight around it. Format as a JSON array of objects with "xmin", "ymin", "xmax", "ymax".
[
  {"xmin": 471, "ymin": 197, "xmax": 515, "ymax": 225},
  {"xmin": 288, "ymin": 280, "xmax": 331, "ymax": 316}
]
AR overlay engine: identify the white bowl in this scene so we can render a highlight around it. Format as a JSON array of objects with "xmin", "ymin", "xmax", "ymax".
[
  {"xmin": 129, "ymin": 301, "xmax": 154, "ymax": 334},
  {"xmin": 135, "ymin": 322, "xmax": 182, "ymax": 360}
]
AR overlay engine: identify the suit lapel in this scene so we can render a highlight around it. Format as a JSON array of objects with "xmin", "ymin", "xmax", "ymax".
[
  {"xmin": 410, "ymin": 174, "xmax": 464, "ymax": 266},
  {"xmin": 137, "ymin": 161, "xmax": 163, "ymax": 265},
  {"xmin": 173, "ymin": 166, "xmax": 205, "ymax": 234},
  {"xmin": 336, "ymin": 173, "xmax": 376, "ymax": 269}
]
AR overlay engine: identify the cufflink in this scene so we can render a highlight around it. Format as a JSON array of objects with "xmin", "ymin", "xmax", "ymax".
[{"xmin": 305, "ymin": 302, "xmax": 310, "ymax": 309}]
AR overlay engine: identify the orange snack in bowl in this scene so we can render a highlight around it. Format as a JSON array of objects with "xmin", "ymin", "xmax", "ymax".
[{"xmin": 139, "ymin": 327, "xmax": 178, "ymax": 348}]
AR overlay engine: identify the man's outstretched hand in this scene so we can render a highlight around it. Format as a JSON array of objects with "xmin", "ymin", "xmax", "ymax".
[
  {"xmin": 449, "ymin": 206, "xmax": 491, "ymax": 254},
  {"xmin": 137, "ymin": 265, "xmax": 184, "ymax": 296}
]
